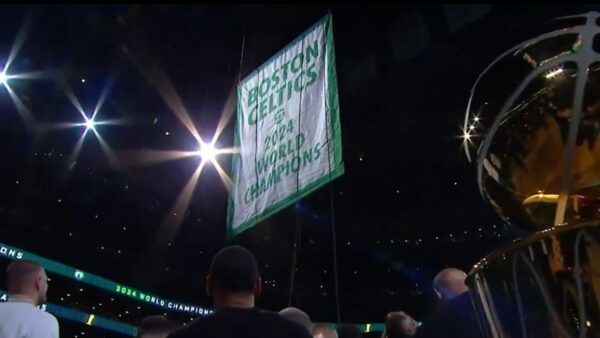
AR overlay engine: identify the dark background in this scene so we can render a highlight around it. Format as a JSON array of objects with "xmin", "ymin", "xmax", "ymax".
[{"xmin": 0, "ymin": 4, "xmax": 595, "ymax": 337}]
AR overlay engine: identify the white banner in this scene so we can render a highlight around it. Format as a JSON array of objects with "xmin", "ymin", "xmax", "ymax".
[{"xmin": 228, "ymin": 14, "xmax": 343, "ymax": 237}]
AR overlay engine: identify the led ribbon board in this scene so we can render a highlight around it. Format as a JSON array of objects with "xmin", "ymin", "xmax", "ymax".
[
  {"xmin": 0, "ymin": 242, "xmax": 212, "ymax": 316},
  {"xmin": 1, "ymin": 290, "xmax": 138, "ymax": 336},
  {"xmin": 2, "ymin": 291, "xmax": 383, "ymax": 337},
  {"xmin": 0, "ymin": 243, "xmax": 384, "ymax": 334}
]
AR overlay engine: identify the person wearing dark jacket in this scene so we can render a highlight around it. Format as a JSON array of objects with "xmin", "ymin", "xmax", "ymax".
[
  {"xmin": 415, "ymin": 268, "xmax": 483, "ymax": 338},
  {"xmin": 168, "ymin": 245, "xmax": 311, "ymax": 338}
]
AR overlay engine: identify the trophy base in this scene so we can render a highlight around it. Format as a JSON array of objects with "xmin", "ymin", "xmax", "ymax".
[{"xmin": 467, "ymin": 221, "xmax": 600, "ymax": 338}]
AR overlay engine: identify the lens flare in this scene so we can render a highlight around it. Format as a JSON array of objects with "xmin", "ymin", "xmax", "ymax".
[{"xmin": 85, "ymin": 118, "xmax": 95, "ymax": 131}]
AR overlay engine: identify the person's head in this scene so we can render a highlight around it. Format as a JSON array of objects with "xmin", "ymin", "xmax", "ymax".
[
  {"xmin": 385, "ymin": 311, "xmax": 418, "ymax": 338},
  {"xmin": 6, "ymin": 260, "xmax": 48, "ymax": 305},
  {"xmin": 279, "ymin": 307, "xmax": 312, "ymax": 332},
  {"xmin": 137, "ymin": 315, "xmax": 178, "ymax": 338},
  {"xmin": 313, "ymin": 324, "xmax": 339, "ymax": 338},
  {"xmin": 206, "ymin": 245, "xmax": 261, "ymax": 309},
  {"xmin": 337, "ymin": 324, "xmax": 362, "ymax": 338},
  {"xmin": 432, "ymin": 268, "xmax": 469, "ymax": 302}
]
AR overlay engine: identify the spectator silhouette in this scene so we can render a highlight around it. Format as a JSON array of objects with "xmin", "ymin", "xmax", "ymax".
[
  {"xmin": 168, "ymin": 245, "xmax": 311, "ymax": 338},
  {"xmin": 415, "ymin": 268, "xmax": 483, "ymax": 338}
]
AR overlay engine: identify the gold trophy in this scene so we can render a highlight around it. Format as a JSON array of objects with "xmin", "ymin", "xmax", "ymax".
[{"xmin": 464, "ymin": 12, "xmax": 600, "ymax": 338}]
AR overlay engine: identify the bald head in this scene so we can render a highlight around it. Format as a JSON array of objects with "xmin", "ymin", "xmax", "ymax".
[
  {"xmin": 313, "ymin": 324, "xmax": 338, "ymax": 338},
  {"xmin": 279, "ymin": 307, "xmax": 312, "ymax": 332},
  {"xmin": 385, "ymin": 311, "xmax": 418, "ymax": 338},
  {"xmin": 6, "ymin": 260, "xmax": 49, "ymax": 305},
  {"xmin": 433, "ymin": 268, "xmax": 469, "ymax": 302},
  {"xmin": 208, "ymin": 245, "xmax": 259, "ymax": 293}
]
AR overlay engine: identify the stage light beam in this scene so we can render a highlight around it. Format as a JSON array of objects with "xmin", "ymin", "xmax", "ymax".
[
  {"xmin": 85, "ymin": 118, "xmax": 95, "ymax": 131},
  {"xmin": 56, "ymin": 77, "xmax": 124, "ymax": 174},
  {"xmin": 197, "ymin": 142, "xmax": 218, "ymax": 163},
  {"xmin": 0, "ymin": 71, "xmax": 7, "ymax": 85}
]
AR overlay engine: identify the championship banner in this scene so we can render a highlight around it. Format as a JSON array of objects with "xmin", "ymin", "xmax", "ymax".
[{"xmin": 228, "ymin": 14, "xmax": 344, "ymax": 238}]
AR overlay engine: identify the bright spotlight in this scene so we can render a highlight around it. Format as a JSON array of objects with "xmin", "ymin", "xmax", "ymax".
[
  {"xmin": 0, "ymin": 71, "xmax": 7, "ymax": 85},
  {"xmin": 463, "ymin": 132, "xmax": 471, "ymax": 141},
  {"xmin": 198, "ymin": 142, "xmax": 218, "ymax": 162},
  {"xmin": 474, "ymin": 116, "xmax": 480, "ymax": 122},
  {"xmin": 84, "ymin": 118, "xmax": 95, "ymax": 131}
]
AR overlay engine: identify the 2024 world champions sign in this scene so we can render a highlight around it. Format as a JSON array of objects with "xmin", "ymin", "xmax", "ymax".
[{"xmin": 228, "ymin": 14, "xmax": 344, "ymax": 237}]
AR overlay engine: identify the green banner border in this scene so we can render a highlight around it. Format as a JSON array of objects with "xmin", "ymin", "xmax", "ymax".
[{"xmin": 227, "ymin": 13, "xmax": 344, "ymax": 239}]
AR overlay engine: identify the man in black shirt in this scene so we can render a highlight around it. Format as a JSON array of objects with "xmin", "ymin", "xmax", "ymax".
[
  {"xmin": 168, "ymin": 245, "xmax": 312, "ymax": 338},
  {"xmin": 415, "ymin": 268, "xmax": 483, "ymax": 338}
]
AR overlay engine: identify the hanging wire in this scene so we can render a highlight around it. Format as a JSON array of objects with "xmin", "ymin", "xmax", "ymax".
[
  {"xmin": 288, "ymin": 30, "xmax": 307, "ymax": 308},
  {"xmin": 324, "ymin": 9, "xmax": 342, "ymax": 322}
]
